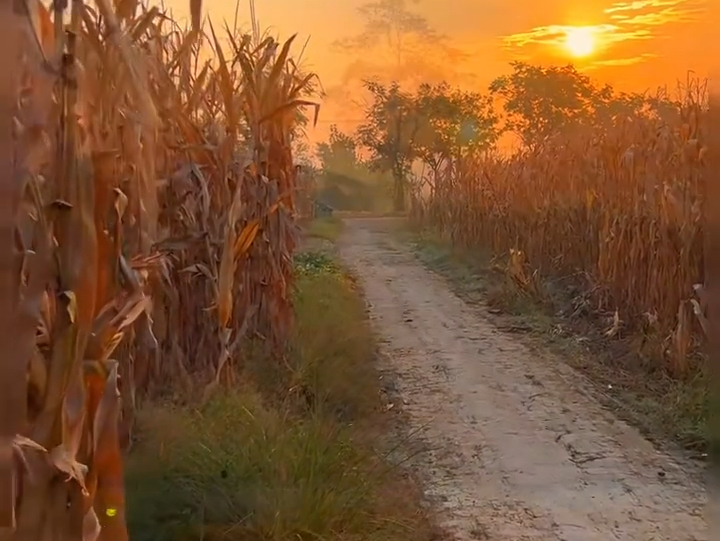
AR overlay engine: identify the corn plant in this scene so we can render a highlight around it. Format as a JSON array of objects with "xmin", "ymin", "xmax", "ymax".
[
  {"xmin": 0, "ymin": 0, "xmax": 317, "ymax": 539},
  {"xmin": 412, "ymin": 79, "xmax": 707, "ymax": 376}
]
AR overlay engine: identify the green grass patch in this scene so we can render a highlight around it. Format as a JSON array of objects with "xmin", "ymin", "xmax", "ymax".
[
  {"xmin": 402, "ymin": 225, "xmax": 709, "ymax": 457},
  {"xmin": 125, "ymin": 250, "xmax": 433, "ymax": 541},
  {"xmin": 305, "ymin": 216, "xmax": 344, "ymax": 242},
  {"xmin": 293, "ymin": 251, "xmax": 342, "ymax": 278},
  {"xmin": 126, "ymin": 392, "xmax": 388, "ymax": 541}
]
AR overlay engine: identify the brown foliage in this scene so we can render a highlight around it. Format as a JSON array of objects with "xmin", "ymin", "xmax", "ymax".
[
  {"xmin": 0, "ymin": 1, "xmax": 317, "ymax": 539},
  {"xmin": 411, "ymin": 79, "xmax": 707, "ymax": 378}
]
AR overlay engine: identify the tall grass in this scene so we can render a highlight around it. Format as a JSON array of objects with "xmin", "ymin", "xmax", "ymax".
[{"xmin": 411, "ymin": 78, "xmax": 708, "ymax": 377}]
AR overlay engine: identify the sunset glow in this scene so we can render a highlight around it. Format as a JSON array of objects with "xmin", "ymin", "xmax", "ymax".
[
  {"xmin": 158, "ymin": 0, "xmax": 715, "ymax": 143},
  {"xmin": 564, "ymin": 27, "xmax": 596, "ymax": 57}
]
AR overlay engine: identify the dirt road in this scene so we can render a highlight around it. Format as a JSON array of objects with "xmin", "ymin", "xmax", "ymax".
[{"xmin": 338, "ymin": 218, "xmax": 707, "ymax": 541}]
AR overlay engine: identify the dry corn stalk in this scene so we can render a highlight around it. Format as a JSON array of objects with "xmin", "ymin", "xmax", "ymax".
[
  {"xmin": 690, "ymin": 283, "xmax": 708, "ymax": 336},
  {"xmin": 0, "ymin": 1, "xmax": 26, "ymax": 532},
  {"xmin": 415, "ymin": 76, "xmax": 706, "ymax": 376},
  {"xmin": 1, "ymin": 0, "xmax": 318, "ymax": 538},
  {"xmin": 507, "ymin": 248, "xmax": 536, "ymax": 293}
]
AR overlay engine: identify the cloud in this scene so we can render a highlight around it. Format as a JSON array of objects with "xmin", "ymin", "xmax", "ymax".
[
  {"xmin": 588, "ymin": 53, "xmax": 658, "ymax": 68},
  {"xmin": 500, "ymin": 0, "xmax": 706, "ymax": 68},
  {"xmin": 502, "ymin": 24, "xmax": 651, "ymax": 50},
  {"xmin": 606, "ymin": 5, "xmax": 703, "ymax": 24},
  {"xmin": 604, "ymin": 0, "xmax": 688, "ymax": 14}
]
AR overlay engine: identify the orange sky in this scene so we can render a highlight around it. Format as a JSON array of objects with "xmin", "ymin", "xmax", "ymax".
[{"xmin": 164, "ymin": 0, "xmax": 717, "ymax": 143}]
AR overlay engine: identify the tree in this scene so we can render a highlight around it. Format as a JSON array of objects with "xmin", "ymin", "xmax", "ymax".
[
  {"xmin": 412, "ymin": 82, "xmax": 500, "ymax": 180},
  {"xmin": 314, "ymin": 125, "xmax": 391, "ymax": 211},
  {"xmin": 489, "ymin": 62, "xmax": 657, "ymax": 150},
  {"xmin": 332, "ymin": 0, "xmax": 468, "ymax": 89},
  {"xmin": 315, "ymin": 125, "xmax": 362, "ymax": 177},
  {"xmin": 352, "ymin": 80, "xmax": 501, "ymax": 211},
  {"xmin": 592, "ymin": 85, "xmax": 647, "ymax": 125},
  {"xmin": 355, "ymin": 81, "xmax": 422, "ymax": 211},
  {"xmin": 489, "ymin": 62, "xmax": 601, "ymax": 150}
]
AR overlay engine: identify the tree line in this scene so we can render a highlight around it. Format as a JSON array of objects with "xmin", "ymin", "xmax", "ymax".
[{"xmin": 311, "ymin": 62, "xmax": 685, "ymax": 212}]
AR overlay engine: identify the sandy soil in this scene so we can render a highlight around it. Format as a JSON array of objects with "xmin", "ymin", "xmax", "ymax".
[{"xmin": 338, "ymin": 218, "xmax": 707, "ymax": 541}]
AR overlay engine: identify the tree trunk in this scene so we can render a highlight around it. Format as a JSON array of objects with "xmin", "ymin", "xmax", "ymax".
[{"xmin": 392, "ymin": 172, "xmax": 405, "ymax": 212}]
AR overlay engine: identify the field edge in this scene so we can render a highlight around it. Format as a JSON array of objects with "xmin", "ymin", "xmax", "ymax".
[
  {"xmin": 123, "ymin": 218, "xmax": 441, "ymax": 541},
  {"xmin": 398, "ymin": 224, "xmax": 709, "ymax": 461}
]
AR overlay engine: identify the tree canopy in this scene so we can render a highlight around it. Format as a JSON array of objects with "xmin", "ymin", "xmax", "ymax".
[
  {"xmin": 314, "ymin": 124, "xmax": 393, "ymax": 212},
  {"xmin": 332, "ymin": 0, "xmax": 469, "ymax": 88},
  {"xmin": 316, "ymin": 60, "xmax": 681, "ymax": 211},
  {"xmin": 352, "ymin": 79, "xmax": 500, "ymax": 210},
  {"xmin": 489, "ymin": 62, "xmax": 662, "ymax": 149},
  {"xmin": 412, "ymin": 82, "xmax": 500, "ymax": 170}
]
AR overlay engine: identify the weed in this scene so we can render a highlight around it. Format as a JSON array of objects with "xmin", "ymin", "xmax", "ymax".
[{"xmin": 294, "ymin": 251, "xmax": 342, "ymax": 278}]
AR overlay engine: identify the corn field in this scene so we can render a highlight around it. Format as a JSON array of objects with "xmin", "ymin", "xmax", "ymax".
[
  {"xmin": 1, "ymin": 0, "xmax": 317, "ymax": 539},
  {"xmin": 410, "ymin": 80, "xmax": 708, "ymax": 377}
]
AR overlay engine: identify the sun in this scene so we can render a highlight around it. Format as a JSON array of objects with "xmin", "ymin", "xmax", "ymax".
[{"xmin": 564, "ymin": 27, "xmax": 595, "ymax": 58}]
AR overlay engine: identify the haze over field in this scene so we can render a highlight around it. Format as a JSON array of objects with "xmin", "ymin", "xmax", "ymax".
[
  {"xmin": 164, "ymin": 0, "xmax": 717, "ymax": 142},
  {"xmin": 5, "ymin": 3, "xmax": 712, "ymax": 541}
]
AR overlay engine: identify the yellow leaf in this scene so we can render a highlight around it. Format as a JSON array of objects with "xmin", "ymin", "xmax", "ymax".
[
  {"xmin": 216, "ymin": 248, "xmax": 234, "ymax": 328},
  {"xmin": 113, "ymin": 188, "xmax": 128, "ymax": 220},
  {"xmin": 233, "ymin": 220, "xmax": 260, "ymax": 258},
  {"xmin": 63, "ymin": 291, "xmax": 78, "ymax": 324}
]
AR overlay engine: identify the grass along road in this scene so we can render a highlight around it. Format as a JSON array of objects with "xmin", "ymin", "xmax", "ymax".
[{"xmin": 123, "ymin": 219, "xmax": 436, "ymax": 541}]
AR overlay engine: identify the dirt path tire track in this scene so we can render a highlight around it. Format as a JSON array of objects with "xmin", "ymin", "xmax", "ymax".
[{"xmin": 338, "ymin": 218, "xmax": 707, "ymax": 541}]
